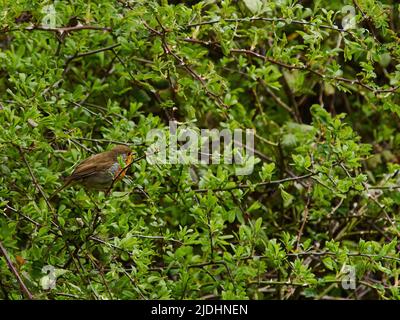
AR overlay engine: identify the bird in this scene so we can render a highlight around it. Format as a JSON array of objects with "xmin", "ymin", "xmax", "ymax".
[{"xmin": 50, "ymin": 145, "xmax": 132, "ymax": 199}]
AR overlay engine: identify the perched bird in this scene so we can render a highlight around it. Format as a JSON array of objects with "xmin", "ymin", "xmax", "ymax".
[{"xmin": 50, "ymin": 145, "xmax": 132, "ymax": 199}]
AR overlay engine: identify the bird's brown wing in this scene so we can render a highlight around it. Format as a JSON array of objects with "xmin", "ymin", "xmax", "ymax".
[{"xmin": 67, "ymin": 152, "xmax": 114, "ymax": 182}]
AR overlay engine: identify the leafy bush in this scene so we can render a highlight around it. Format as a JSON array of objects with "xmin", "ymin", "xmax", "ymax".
[{"xmin": 1, "ymin": 0, "xmax": 400, "ymax": 300}]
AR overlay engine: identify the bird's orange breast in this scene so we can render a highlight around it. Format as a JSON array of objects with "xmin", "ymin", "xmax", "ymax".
[{"xmin": 114, "ymin": 153, "xmax": 133, "ymax": 180}]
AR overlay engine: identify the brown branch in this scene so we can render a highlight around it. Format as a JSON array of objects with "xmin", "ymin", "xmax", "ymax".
[
  {"xmin": 143, "ymin": 19, "xmax": 229, "ymax": 110},
  {"xmin": 5, "ymin": 204, "xmax": 41, "ymax": 228},
  {"xmin": 182, "ymin": 38, "xmax": 398, "ymax": 95},
  {"xmin": 187, "ymin": 17, "xmax": 346, "ymax": 33},
  {"xmin": 369, "ymin": 185, "xmax": 400, "ymax": 190},
  {"xmin": 25, "ymin": 24, "xmax": 111, "ymax": 33},
  {"xmin": 0, "ymin": 240, "xmax": 33, "ymax": 299},
  {"xmin": 5, "ymin": 204, "xmax": 62, "ymax": 239},
  {"xmin": 89, "ymin": 234, "xmax": 182, "ymax": 248},
  {"xmin": 64, "ymin": 43, "xmax": 121, "ymax": 70},
  {"xmin": 135, "ymin": 249, "xmax": 400, "ymax": 273},
  {"xmin": 70, "ymin": 137, "xmax": 134, "ymax": 146},
  {"xmin": 19, "ymin": 147, "xmax": 60, "ymax": 231},
  {"xmin": 280, "ymin": 71, "xmax": 302, "ymax": 122},
  {"xmin": 352, "ymin": 0, "xmax": 381, "ymax": 44},
  {"xmin": 192, "ymin": 172, "xmax": 315, "ymax": 193},
  {"xmin": 286, "ymin": 251, "xmax": 400, "ymax": 263},
  {"xmin": 261, "ymin": 79, "xmax": 297, "ymax": 117},
  {"xmin": 296, "ymin": 186, "xmax": 312, "ymax": 250},
  {"xmin": 140, "ymin": 172, "xmax": 313, "ymax": 196},
  {"xmin": 111, "ymin": 47, "xmax": 163, "ymax": 105},
  {"xmin": 230, "ymin": 48, "xmax": 399, "ymax": 94}
]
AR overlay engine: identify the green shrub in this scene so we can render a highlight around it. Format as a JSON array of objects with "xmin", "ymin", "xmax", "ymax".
[{"xmin": 1, "ymin": 0, "xmax": 400, "ymax": 300}]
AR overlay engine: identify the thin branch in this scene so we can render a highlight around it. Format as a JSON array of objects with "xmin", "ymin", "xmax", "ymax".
[
  {"xmin": 20, "ymin": 149, "xmax": 51, "ymax": 206},
  {"xmin": 230, "ymin": 48, "xmax": 399, "ymax": 94},
  {"xmin": 187, "ymin": 17, "xmax": 346, "ymax": 33},
  {"xmin": 0, "ymin": 240, "xmax": 33, "ymax": 299},
  {"xmin": 368, "ymin": 185, "xmax": 400, "ymax": 190},
  {"xmin": 111, "ymin": 47, "xmax": 163, "ymax": 105},
  {"xmin": 5, "ymin": 204, "xmax": 41, "ymax": 228},
  {"xmin": 121, "ymin": 268, "xmax": 147, "ymax": 300},
  {"xmin": 190, "ymin": 172, "xmax": 315, "ymax": 193},
  {"xmin": 328, "ymin": 198, "xmax": 344, "ymax": 217},
  {"xmin": 352, "ymin": 0, "xmax": 381, "ymax": 43},
  {"xmin": 70, "ymin": 137, "xmax": 134, "ymax": 146},
  {"xmin": 19, "ymin": 147, "xmax": 60, "ymax": 230},
  {"xmin": 182, "ymin": 37, "xmax": 398, "ymax": 94},
  {"xmin": 296, "ymin": 187, "xmax": 312, "ymax": 250},
  {"xmin": 140, "ymin": 249, "xmax": 400, "ymax": 273},
  {"xmin": 88, "ymin": 236, "xmax": 128, "ymax": 252},
  {"xmin": 25, "ymin": 24, "xmax": 111, "ymax": 33},
  {"xmin": 285, "ymin": 251, "xmax": 400, "ymax": 263},
  {"xmin": 143, "ymin": 18, "xmax": 229, "ymax": 109},
  {"xmin": 261, "ymin": 82, "xmax": 295, "ymax": 115},
  {"xmin": 89, "ymin": 234, "xmax": 182, "ymax": 247},
  {"xmin": 64, "ymin": 43, "xmax": 121, "ymax": 70}
]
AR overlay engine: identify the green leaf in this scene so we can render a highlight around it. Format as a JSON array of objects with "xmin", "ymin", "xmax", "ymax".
[{"xmin": 242, "ymin": 0, "xmax": 263, "ymax": 14}]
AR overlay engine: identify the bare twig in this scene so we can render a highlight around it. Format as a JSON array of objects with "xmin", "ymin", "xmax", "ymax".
[
  {"xmin": 64, "ymin": 43, "xmax": 121, "ymax": 71},
  {"xmin": 140, "ymin": 249, "xmax": 400, "ymax": 273},
  {"xmin": 5, "ymin": 204, "xmax": 41, "ymax": 228},
  {"xmin": 190, "ymin": 172, "xmax": 315, "ymax": 193},
  {"xmin": 111, "ymin": 47, "xmax": 163, "ymax": 105},
  {"xmin": 182, "ymin": 36, "xmax": 398, "ymax": 95},
  {"xmin": 285, "ymin": 251, "xmax": 400, "ymax": 262},
  {"xmin": 230, "ymin": 48, "xmax": 399, "ymax": 95},
  {"xmin": 0, "ymin": 240, "xmax": 33, "ymax": 299},
  {"xmin": 143, "ymin": 18, "xmax": 229, "ymax": 110},
  {"xmin": 369, "ymin": 185, "xmax": 400, "ymax": 190},
  {"xmin": 70, "ymin": 137, "xmax": 133, "ymax": 146},
  {"xmin": 261, "ymin": 82, "xmax": 295, "ymax": 115},
  {"xmin": 25, "ymin": 24, "xmax": 111, "ymax": 33},
  {"xmin": 187, "ymin": 17, "xmax": 346, "ymax": 32},
  {"xmin": 19, "ymin": 147, "xmax": 60, "ymax": 230},
  {"xmin": 296, "ymin": 187, "xmax": 312, "ymax": 249},
  {"xmin": 328, "ymin": 198, "xmax": 344, "ymax": 217}
]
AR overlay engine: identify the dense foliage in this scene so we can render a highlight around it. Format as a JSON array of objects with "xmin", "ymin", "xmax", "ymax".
[{"xmin": 1, "ymin": 0, "xmax": 400, "ymax": 300}]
